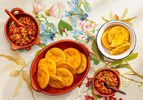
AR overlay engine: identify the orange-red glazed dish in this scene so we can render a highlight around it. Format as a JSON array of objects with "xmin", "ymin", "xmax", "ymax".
[
  {"xmin": 5, "ymin": 8, "xmax": 40, "ymax": 50},
  {"xmin": 92, "ymin": 68, "xmax": 120, "ymax": 97},
  {"xmin": 30, "ymin": 39, "xmax": 90, "ymax": 95}
]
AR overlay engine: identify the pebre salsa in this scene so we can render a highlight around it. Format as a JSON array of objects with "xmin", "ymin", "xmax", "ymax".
[
  {"xmin": 8, "ymin": 15, "xmax": 37, "ymax": 46},
  {"xmin": 94, "ymin": 70, "xmax": 119, "ymax": 95}
]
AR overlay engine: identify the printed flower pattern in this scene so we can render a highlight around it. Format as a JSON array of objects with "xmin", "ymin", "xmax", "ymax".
[
  {"xmin": 1, "ymin": 0, "xmax": 142, "ymax": 100},
  {"xmin": 45, "ymin": 2, "xmax": 65, "ymax": 18},
  {"xmin": 32, "ymin": 2, "xmax": 42, "ymax": 15},
  {"xmin": 78, "ymin": 20, "xmax": 96, "ymax": 33}
]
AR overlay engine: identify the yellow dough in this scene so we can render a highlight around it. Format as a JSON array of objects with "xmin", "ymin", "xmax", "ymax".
[
  {"xmin": 48, "ymin": 74, "xmax": 65, "ymax": 88},
  {"xmin": 57, "ymin": 62, "xmax": 76, "ymax": 75},
  {"xmin": 45, "ymin": 48, "xmax": 66, "ymax": 66},
  {"xmin": 64, "ymin": 48, "xmax": 81, "ymax": 69},
  {"xmin": 108, "ymin": 26, "xmax": 121, "ymax": 44},
  {"xmin": 57, "ymin": 68, "xmax": 74, "ymax": 87},
  {"xmin": 76, "ymin": 53, "xmax": 87, "ymax": 74},
  {"xmin": 102, "ymin": 28, "xmax": 113, "ymax": 49},
  {"xmin": 110, "ymin": 31, "xmax": 125, "ymax": 47},
  {"xmin": 120, "ymin": 27, "xmax": 130, "ymax": 41},
  {"xmin": 101, "ymin": 25, "xmax": 130, "ymax": 55},
  {"xmin": 110, "ymin": 42, "xmax": 130, "ymax": 55},
  {"xmin": 37, "ymin": 68, "xmax": 50, "ymax": 89},
  {"xmin": 38, "ymin": 58, "xmax": 56, "ymax": 75}
]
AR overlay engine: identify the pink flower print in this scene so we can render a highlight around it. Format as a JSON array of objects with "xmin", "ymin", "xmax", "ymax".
[
  {"xmin": 77, "ymin": 34, "xmax": 87, "ymax": 41},
  {"xmin": 45, "ymin": 2, "xmax": 64, "ymax": 18},
  {"xmin": 32, "ymin": 2, "xmax": 42, "ymax": 15},
  {"xmin": 79, "ymin": 20, "xmax": 95, "ymax": 33}
]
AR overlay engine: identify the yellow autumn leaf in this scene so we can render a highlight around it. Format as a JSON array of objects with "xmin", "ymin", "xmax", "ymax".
[
  {"xmin": 22, "ymin": 71, "xmax": 35, "ymax": 100},
  {"xmin": 12, "ymin": 78, "xmax": 23, "ymax": 97},
  {"xmin": 122, "ymin": 17, "xmax": 136, "ymax": 22},
  {"xmin": 102, "ymin": 16, "xmax": 109, "ymax": 22},
  {"xmin": 109, "ymin": 11, "xmax": 114, "ymax": 20},
  {"xmin": 121, "ymin": 8, "xmax": 128, "ymax": 19},
  {"xmin": 9, "ymin": 70, "xmax": 20, "ymax": 77},
  {"xmin": 0, "ymin": 54, "xmax": 26, "ymax": 67}
]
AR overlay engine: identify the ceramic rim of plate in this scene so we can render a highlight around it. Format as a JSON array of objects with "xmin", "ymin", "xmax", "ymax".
[{"xmin": 96, "ymin": 20, "xmax": 136, "ymax": 60}]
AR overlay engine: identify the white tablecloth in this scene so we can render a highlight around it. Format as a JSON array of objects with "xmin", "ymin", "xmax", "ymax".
[{"xmin": 0, "ymin": 0, "xmax": 143, "ymax": 100}]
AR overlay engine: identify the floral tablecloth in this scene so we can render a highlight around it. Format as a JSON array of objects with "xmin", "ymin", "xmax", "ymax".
[{"xmin": 0, "ymin": 0, "xmax": 143, "ymax": 100}]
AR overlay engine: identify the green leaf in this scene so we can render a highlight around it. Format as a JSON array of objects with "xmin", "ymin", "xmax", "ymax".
[
  {"xmin": 93, "ymin": 94, "xmax": 98, "ymax": 100},
  {"xmin": 123, "ymin": 53, "xmax": 138, "ymax": 62},
  {"xmin": 113, "ymin": 64, "xmax": 130, "ymax": 69},
  {"xmin": 91, "ymin": 40, "xmax": 104, "ymax": 60},
  {"xmin": 39, "ymin": 43, "xmax": 46, "ymax": 48},
  {"xmin": 35, "ymin": 49, "xmax": 42, "ymax": 56},
  {"xmin": 87, "ymin": 84, "xmax": 93, "ymax": 91},
  {"xmin": 58, "ymin": 20, "xmax": 73, "ymax": 35},
  {"xmin": 89, "ymin": 53, "xmax": 100, "ymax": 65},
  {"xmin": 111, "ymin": 59, "xmax": 123, "ymax": 65},
  {"xmin": 35, "ymin": 16, "xmax": 42, "ymax": 24},
  {"xmin": 46, "ymin": 25, "xmax": 51, "ymax": 31}
]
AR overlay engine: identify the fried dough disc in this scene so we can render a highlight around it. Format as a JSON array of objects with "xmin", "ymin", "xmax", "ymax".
[
  {"xmin": 102, "ymin": 28, "xmax": 113, "ymax": 49},
  {"xmin": 57, "ymin": 68, "xmax": 74, "ymax": 87},
  {"xmin": 120, "ymin": 27, "xmax": 129, "ymax": 41},
  {"xmin": 110, "ymin": 42, "xmax": 130, "ymax": 55},
  {"xmin": 45, "ymin": 48, "xmax": 66, "ymax": 66},
  {"xmin": 108, "ymin": 26, "xmax": 121, "ymax": 44},
  {"xmin": 76, "ymin": 53, "xmax": 87, "ymax": 74},
  {"xmin": 38, "ymin": 58, "xmax": 56, "ymax": 75},
  {"xmin": 57, "ymin": 62, "xmax": 76, "ymax": 75},
  {"xmin": 110, "ymin": 31, "xmax": 125, "ymax": 47},
  {"xmin": 37, "ymin": 68, "xmax": 50, "ymax": 89},
  {"xmin": 48, "ymin": 74, "xmax": 65, "ymax": 88},
  {"xmin": 64, "ymin": 48, "xmax": 81, "ymax": 69}
]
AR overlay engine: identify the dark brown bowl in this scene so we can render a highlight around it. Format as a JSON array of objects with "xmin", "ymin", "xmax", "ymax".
[
  {"xmin": 30, "ymin": 39, "xmax": 90, "ymax": 95},
  {"xmin": 92, "ymin": 68, "xmax": 120, "ymax": 97},
  {"xmin": 4, "ymin": 8, "xmax": 40, "ymax": 50}
]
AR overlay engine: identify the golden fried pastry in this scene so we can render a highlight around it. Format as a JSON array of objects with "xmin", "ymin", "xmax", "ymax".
[
  {"xmin": 37, "ymin": 68, "xmax": 50, "ymax": 89},
  {"xmin": 48, "ymin": 74, "xmax": 65, "ymax": 88},
  {"xmin": 57, "ymin": 62, "xmax": 76, "ymax": 75},
  {"xmin": 108, "ymin": 26, "xmax": 121, "ymax": 44},
  {"xmin": 38, "ymin": 58, "xmax": 56, "ymax": 75},
  {"xmin": 64, "ymin": 48, "xmax": 81, "ymax": 69},
  {"xmin": 101, "ymin": 25, "xmax": 130, "ymax": 55},
  {"xmin": 45, "ymin": 48, "xmax": 66, "ymax": 66},
  {"xmin": 57, "ymin": 68, "xmax": 74, "ymax": 87},
  {"xmin": 102, "ymin": 28, "xmax": 113, "ymax": 49},
  {"xmin": 110, "ymin": 31, "xmax": 125, "ymax": 47},
  {"xmin": 110, "ymin": 42, "xmax": 130, "ymax": 55},
  {"xmin": 120, "ymin": 27, "xmax": 129, "ymax": 41},
  {"xmin": 76, "ymin": 53, "xmax": 87, "ymax": 74}
]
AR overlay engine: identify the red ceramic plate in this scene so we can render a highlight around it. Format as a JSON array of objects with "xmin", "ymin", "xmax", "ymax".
[{"xmin": 30, "ymin": 39, "xmax": 90, "ymax": 95}]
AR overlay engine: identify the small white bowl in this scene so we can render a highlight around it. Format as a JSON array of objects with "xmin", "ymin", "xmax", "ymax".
[{"xmin": 96, "ymin": 20, "xmax": 136, "ymax": 60}]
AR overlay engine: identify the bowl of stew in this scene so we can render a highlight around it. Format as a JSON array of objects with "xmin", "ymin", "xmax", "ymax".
[
  {"xmin": 4, "ymin": 8, "xmax": 40, "ymax": 50},
  {"xmin": 92, "ymin": 68, "xmax": 120, "ymax": 97}
]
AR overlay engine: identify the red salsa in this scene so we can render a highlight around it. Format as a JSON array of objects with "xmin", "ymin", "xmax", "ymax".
[
  {"xmin": 8, "ymin": 15, "xmax": 37, "ymax": 46},
  {"xmin": 94, "ymin": 70, "xmax": 119, "ymax": 95}
]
